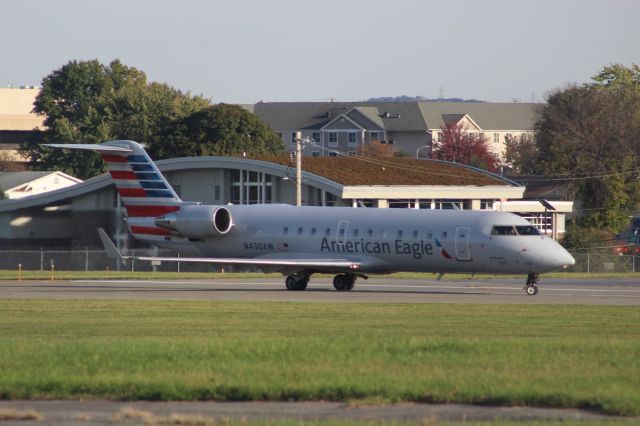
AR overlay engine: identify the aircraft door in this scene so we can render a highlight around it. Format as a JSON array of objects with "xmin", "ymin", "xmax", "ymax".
[
  {"xmin": 454, "ymin": 226, "xmax": 472, "ymax": 261},
  {"xmin": 337, "ymin": 220, "xmax": 349, "ymax": 244}
]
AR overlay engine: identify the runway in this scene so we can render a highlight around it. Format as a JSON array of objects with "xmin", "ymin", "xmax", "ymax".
[{"xmin": 1, "ymin": 276, "xmax": 639, "ymax": 304}]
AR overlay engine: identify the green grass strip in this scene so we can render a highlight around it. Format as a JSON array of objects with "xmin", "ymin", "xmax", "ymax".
[{"xmin": 0, "ymin": 300, "xmax": 638, "ymax": 416}]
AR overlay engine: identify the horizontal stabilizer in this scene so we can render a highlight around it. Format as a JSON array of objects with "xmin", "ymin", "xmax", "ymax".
[{"xmin": 44, "ymin": 144, "xmax": 132, "ymax": 154}]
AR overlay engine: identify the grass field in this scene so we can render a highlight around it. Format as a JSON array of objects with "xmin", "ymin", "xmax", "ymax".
[{"xmin": 0, "ymin": 300, "xmax": 638, "ymax": 416}]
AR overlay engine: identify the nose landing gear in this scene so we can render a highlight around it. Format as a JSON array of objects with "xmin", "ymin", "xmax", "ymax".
[{"xmin": 524, "ymin": 273, "xmax": 540, "ymax": 296}]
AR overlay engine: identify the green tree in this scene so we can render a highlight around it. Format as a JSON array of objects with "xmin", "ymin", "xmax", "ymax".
[
  {"xmin": 20, "ymin": 59, "xmax": 208, "ymax": 179},
  {"xmin": 504, "ymin": 133, "xmax": 538, "ymax": 175},
  {"xmin": 149, "ymin": 104, "xmax": 283, "ymax": 159},
  {"xmin": 535, "ymin": 64, "xmax": 640, "ymax": 236}
]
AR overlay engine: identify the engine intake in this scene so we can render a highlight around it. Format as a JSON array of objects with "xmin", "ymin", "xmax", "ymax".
[{"xmin": 155, "ymin": 205, "xmax": 233, "ymax": 238}]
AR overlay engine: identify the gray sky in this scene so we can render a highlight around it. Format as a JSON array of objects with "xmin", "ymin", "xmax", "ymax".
[{"xmin": 3, "ymin": 0, "xmax": 639, "ymax": 103}]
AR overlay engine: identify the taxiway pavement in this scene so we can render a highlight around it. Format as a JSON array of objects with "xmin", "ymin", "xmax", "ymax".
[{"xmin": 1, "ymin": 277, "xmax": 639, "ymax": 305}]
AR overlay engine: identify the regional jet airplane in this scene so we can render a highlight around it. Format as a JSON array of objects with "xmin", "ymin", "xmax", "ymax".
[{"xmin": 48, "ymin": 140, "xmax": 575, "ymax": 295}]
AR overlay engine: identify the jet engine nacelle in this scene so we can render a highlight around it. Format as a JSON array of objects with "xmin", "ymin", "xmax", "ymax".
[{"xmin": 155, "ymin": 205, "xmax": 233, "ymax": 238}]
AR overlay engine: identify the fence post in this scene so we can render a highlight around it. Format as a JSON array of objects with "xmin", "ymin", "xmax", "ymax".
[
  {"xmin": 587, "ymin": 253, "xmax": 590, "ymax": 274},
  {"xmin": 85, "ymin": 246, "xmax": 89, "ymax": 271},
  {"xmin": 177, "ymin": 252, "xmax": 180, "ymax": 273},
  {"xmin": 40, "ymin": 247, "xmax": 44, "ymax": 271}
]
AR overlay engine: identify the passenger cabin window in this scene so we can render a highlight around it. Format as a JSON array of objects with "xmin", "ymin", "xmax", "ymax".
[
  {"xmin": 325, "ymin": 228, "xmax": 331, "ymax": 236},
  {"xmin": 353, "ymin": 229, "xmax": 359, "ymax": 237},
  {"xmin": 298, "ymin": 227, "xmax": 303, "ymax": 235},
  {"xmin": 310, "ymin": 228, "xmax": 316, "ymax": 236},
  {"xmin": 397, "ymin": 230, "xmax": 403, "ymax": 238},
  {"xmin": 491, "ymin": 225, "xmax": 540, "ymax": 236},
  {"xmin": 283, "ymin": 227, "xmax": 289, "ymax": 235},
  {"xmin": 367, "ymin": 229, "xmax": 373, "ymax": 237},
  {"xmin": 413, "ymin": 230, "xmax": 419, "ymax": 239}
]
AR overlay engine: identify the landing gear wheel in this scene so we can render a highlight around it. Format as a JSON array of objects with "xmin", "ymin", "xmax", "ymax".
[
  {"xmin": 285, "ymin": 275, "xmax": 308, "ymax": 291},
  {"xmin": 524, "ymin": 273, "xmax": 540, "ymax": 296},
  {"xmin": 525, "ymin": 284, "xmax": 539, "ymax": 296},
  {"xmin": 285, "ymin": 276, "xmax": 297, "ymax": 291},
  {"xmin": 333, "ymin": 274, "xmax": 356, "ymax": 291}
]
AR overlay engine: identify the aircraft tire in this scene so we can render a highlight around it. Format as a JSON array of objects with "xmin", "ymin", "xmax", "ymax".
[
  {"xmin": 295, "ymin": 278, "xmax": 308, "ymax": 291},
  {"xmin": 333, "ymin": 274, "xmax": 348, "ymax": 291},
  {"xmin": 525, "ymin": 284, "xmax": 539, "ymax": 296},
  {"xmin": 286, "ymin": 275, "xmax": 308, "ymax": 291}
]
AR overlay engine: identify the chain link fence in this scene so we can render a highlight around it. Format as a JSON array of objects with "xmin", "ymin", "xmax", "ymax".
[
  {"xmin": 0, "ymin": 249, "xmax": 219, "ymax": 273},
  {"xmin": 1, "ymin": 249, "xmax": 638, "ymax": 274}
]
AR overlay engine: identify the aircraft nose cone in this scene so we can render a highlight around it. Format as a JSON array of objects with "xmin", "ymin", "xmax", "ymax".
[{"xmin": 559, "ymin": 250, "xmax": 576, "ymax": 268}]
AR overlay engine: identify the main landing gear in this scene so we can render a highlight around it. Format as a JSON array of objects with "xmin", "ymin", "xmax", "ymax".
[
  {"xmin": 285, "ymin": 273, "xmax": 309, "ymax": 291},
  {"xmin": 284, "ymin": 272, "xmax": 365, "ymax": 292},
  {"xmin": 333, "ymin": 273, "xmax": 357, "ymax": 291},
  {"xmin": 524, "ymin": 273, "xmax": 540, "ymax": 296}
]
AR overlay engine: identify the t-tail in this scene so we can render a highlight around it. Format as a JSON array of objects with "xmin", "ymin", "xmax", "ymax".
[{"xmin": 46, "ymin": 140, "xmax": 183, "ymax": 240}]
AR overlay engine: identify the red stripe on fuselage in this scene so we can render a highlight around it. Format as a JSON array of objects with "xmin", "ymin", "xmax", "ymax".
[
  {"xmin": 130, "ymin": 226, "xmax": 171, "ymax": 236},
  {"xmin": 117, "ymin": 188, "xmax": 146, "ymax": 197},
  {"xmin": 126, "ymin": 205, "xmax": 180, "ymax": 217},
  {"xmin": 101, "ymin": 154, "xmax": 128, "ymax": 163},
  {"xmin": 110, "ymin": 170, "xmax": 138, "ymax": 180}
]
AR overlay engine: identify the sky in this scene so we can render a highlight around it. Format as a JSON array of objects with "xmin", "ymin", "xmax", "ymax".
[{"xmin": 3, "ymin": 0, "xmax": 639, "ymax": 104}]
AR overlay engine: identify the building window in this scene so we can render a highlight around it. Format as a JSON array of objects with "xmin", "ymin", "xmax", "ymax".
[
  {"xmin": 312, "ymin": 151, "xmax": 320, "ymax": 158},
  {"xmin": 347, "ymin": 151, "xmax": 356, "ymax": 156},
  {"xmin": 370, "ymin": 131, "xmax": 382, "ymax": 141},
  {"xmin": 291, "ymin": 132, "xmax": 298, "ymax": 145},
  {"xmin": 328, "ymin": 132, "xmax": 338, "ymax": 146},
  {"xmin": 230, "ymin": 170, "xmax": 273, "ymax": 204},
  {"xmin": 480, "ymin": 200, "xmax": 494, "ymax": 210},
  {"xmin": 493, "ymin": 133, "xmax": 499, "ymax": 144},
  {"xmin": 214, "ymin": 185, "xmax": 221, "ymax": 201},
  {"xmin": 325, "ymin": 192, "xmax": 336, "ymax": 206},
  {"xmin": 434, "ymin": 199, "xmax": 469, "ymax": 210},
  {"xmin": 328, "ymin": 152, "xmax": 338, "ymax": 157},
  {"xmin": 312, "ymin": 132, "xmax": 321, "ymax": 143},
  {"xmin": 348, "ymin": 132, "xmax": 357, "ymax": 147}
]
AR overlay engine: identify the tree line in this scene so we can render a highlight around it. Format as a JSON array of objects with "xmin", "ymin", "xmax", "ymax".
[
  {"xmin": 505, "ymin": 64, "xmax": 640, "ymax": 247},
  {"xmin": 20, "ymin": 59, "xmax": 283, "ymax": 180}
]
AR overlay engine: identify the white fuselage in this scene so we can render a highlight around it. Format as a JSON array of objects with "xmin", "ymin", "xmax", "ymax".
[{"xmin": 142, "ymin": 204, "xmax": 575, "ymax": 276}]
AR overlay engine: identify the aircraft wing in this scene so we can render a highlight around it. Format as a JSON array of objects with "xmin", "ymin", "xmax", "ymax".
[{"xmin": 98, "ymin": 228, "xmax": 361, "ymax": 270}]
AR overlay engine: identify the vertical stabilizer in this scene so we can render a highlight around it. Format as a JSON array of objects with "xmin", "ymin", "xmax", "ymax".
[{"xmin": 46, "ymin": 140, "xmax": 183, "ymax": 239}]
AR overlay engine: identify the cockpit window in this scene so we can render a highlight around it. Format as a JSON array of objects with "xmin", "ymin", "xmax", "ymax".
[
  {"xmin": 491, "ymin": 225, "xmax": 541, "ymax": 236},
  {"xmin": 515, "ymin": 226, "xmax": 541, "ymax": 236},
  {"xmin": 491, "ymin": 226, "xmax": 517, "ymax": 236}
]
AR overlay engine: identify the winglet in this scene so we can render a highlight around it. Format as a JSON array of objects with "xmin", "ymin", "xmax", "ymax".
[{"xmin": 97, "ymin": 228, "xmax": 125, "ymax": 260}]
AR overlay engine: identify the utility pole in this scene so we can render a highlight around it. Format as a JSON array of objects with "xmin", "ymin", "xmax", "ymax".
[{"xmin": 295, "ymin": 131, "xmax": 303, "ymax": 206}]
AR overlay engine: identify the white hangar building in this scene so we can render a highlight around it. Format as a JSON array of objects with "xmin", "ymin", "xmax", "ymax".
[{"xmin": 0, "ymin": 155, "xmax": 571, "ymax": 250}]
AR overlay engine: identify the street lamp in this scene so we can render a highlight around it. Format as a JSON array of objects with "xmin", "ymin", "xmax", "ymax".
[{"xmin": 293, "ymin": 131, "xmax": 313, "ymax": 206}]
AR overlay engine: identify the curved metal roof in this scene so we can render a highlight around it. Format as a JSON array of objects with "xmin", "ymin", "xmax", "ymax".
[{"xmin": 0, "ymin": 157, "xmax": 344, "ymax": 212}]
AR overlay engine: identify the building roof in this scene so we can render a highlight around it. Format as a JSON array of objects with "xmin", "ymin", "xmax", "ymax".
[
  {"xmin": 252, "ymin": 101, "xmax": 543, "ymax": 134},
  {"xmin": 254, "ymin": 156, "xmax": 516, "ymax": 186},
  {"xmin": 0, "ymin": 171, "xmax": 51, "ymax": 191},
  {"xmin": 0, "ymin": 156, "xmax": 522, "ymax": 213},
  {"xmin": 418, "ymin": 102, "xmax": 544, "ymax": 131},
  {"xmin": 252, "ymin": 102, "xmax": 428, "ymax": 132}
]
